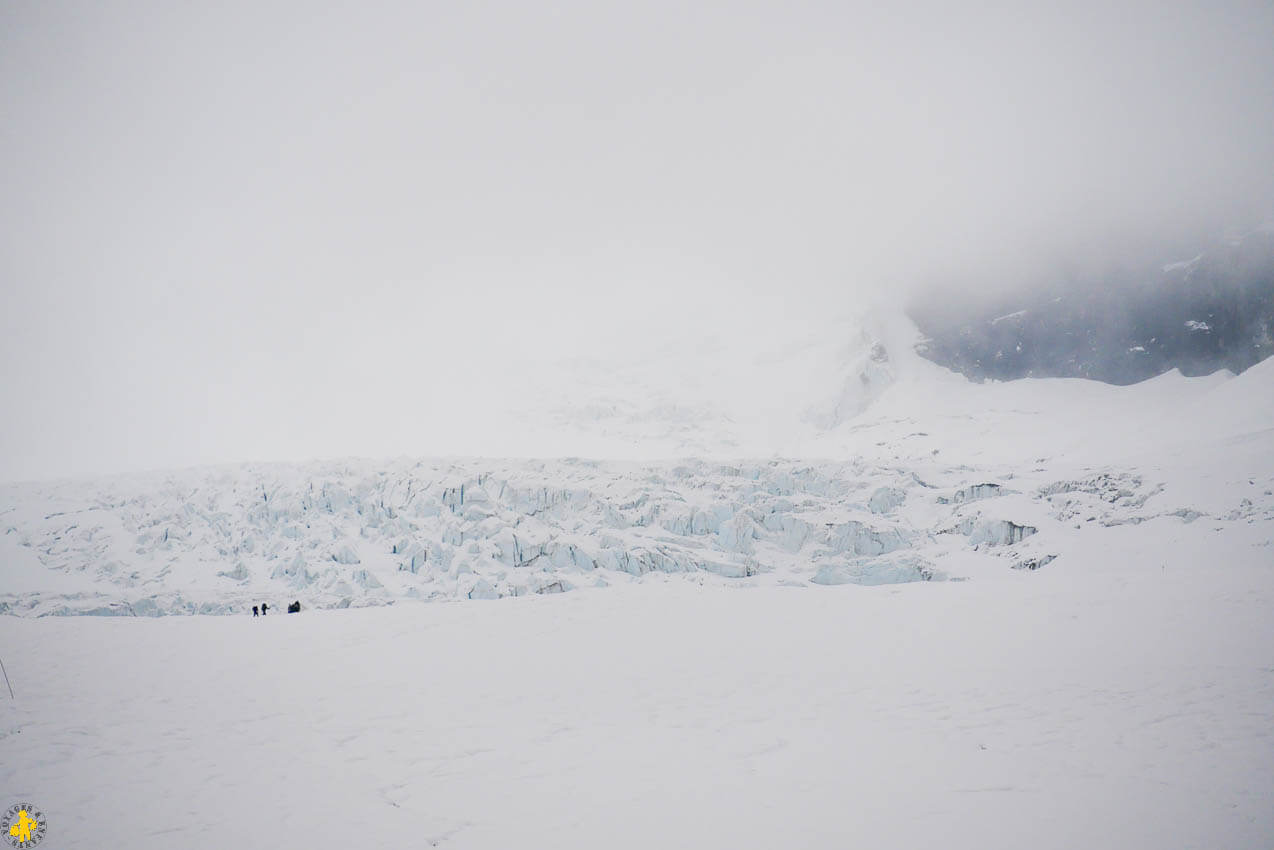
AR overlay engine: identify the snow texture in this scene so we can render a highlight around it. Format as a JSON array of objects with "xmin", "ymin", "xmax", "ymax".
[
  {"xmin": 2, "ymin": 330, "xmax": 1273, "ymax": 615},
  {"xmin": 1, "ymin": 314, "xmax": 1273, "ymax": 848}
]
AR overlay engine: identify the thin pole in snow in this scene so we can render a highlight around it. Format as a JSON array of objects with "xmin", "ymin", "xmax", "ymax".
[{"xmin": 0, "ymin": 656, "xmax": 13, "ymax": 699}]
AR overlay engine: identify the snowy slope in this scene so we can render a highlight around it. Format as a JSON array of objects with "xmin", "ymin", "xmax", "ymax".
[
  {"xmin": 2, "ymin": 317, "xmax": 1271, "ymax": 615},
  {"xmin": 2, "ymin": 313, "xmax": 1273, "ymax": 848},
  {"xmin": 2, "ymin": 566, "xmax": 1272, "ymax": 848}
]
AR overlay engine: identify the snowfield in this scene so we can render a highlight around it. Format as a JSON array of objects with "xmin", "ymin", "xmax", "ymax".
[
  {"xmin": 2, "ymin": 572, "xmax": 1272, "ymax": 848},
  {"xmin": 3, "ymin": 335, "xmax": 1272, "ymax": 616},
  {"xmin": 2, "ymin": 320, "xmax": 1273, "ymax": 847}
]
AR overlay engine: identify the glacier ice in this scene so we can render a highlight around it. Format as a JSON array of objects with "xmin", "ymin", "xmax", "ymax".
[
  {"xmin": 0, "ymin": 453, "xmax": 1206, "ymax": 615},
  {"xmin": 970, "ymin": 520, "xmax": 1037, "ymax": 547}
]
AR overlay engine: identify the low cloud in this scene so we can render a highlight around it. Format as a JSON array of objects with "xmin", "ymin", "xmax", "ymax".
[{"xmin": 2, "ymin": 0, "xmax": 1271, "ymax": 479}]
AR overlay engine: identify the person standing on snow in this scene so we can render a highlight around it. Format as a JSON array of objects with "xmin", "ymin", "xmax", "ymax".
[
  {"xmin": 261, "ymin": 602, "xmax": 269, "ymax": 616},
  {"xmin": 253, "ymin": 605, "xmax": 259, "ymax": 617}
]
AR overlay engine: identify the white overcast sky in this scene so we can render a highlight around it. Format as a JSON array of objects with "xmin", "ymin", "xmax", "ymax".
[{"xmin": 2, "ymin": 0, "xmax": 1273, "ymax": 481}]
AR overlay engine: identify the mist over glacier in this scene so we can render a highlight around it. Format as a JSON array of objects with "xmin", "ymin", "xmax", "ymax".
[
  {"xmin": 4, "ymin": 0, "xmax": 1274, "ymax": 481},
  {"xmin": 3, "ymin": 3, "xmax": 1274, "ymax": 847}
]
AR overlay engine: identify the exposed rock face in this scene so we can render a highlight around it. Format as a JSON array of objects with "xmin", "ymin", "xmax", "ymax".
[{"xmin": 910, "ymin": 228, "xmax": 1274, "ymax": 384}]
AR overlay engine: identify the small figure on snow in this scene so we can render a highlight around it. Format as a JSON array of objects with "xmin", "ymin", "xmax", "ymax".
[
  {"xmin": 252, "ymin": 605, "xmax": 259, "ymax": 617},
  {"xmin": 261, "ymin": 602, "xmax": 269, "ymax": 616},
  {"xmin": 287, "ymin": 600, "xmax": 301, "ymax": 614}
]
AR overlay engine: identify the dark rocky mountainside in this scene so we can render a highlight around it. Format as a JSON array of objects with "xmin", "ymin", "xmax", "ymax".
[{"xmin": 910, "ymin": 228, "xmax": 1274, "ymax": 385}]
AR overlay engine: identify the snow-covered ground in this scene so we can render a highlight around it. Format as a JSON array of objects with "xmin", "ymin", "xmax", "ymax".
[
  {"xmin": 2, "ymin": 325, "xmax": 1271, "ymax": 614},
  {"xmin": 2, "ymin": 315, "xmax": 1272, "ymax": 847},
  {"xmin": 2, "ymin": 569, "xmax": 1272, "ymax": 848}
]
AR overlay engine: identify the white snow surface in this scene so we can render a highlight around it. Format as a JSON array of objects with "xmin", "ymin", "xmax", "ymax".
[
  {"xmin": 2, "ymin": 564, "xmax": 1273, "ymax": 847},
  {"xmin": 2, "ymin": 319, "xmax": 1270, "ymax": 615},
  {"xmin": 2, "ymin": 314, "xmax": 1273, "ymax": 847}
]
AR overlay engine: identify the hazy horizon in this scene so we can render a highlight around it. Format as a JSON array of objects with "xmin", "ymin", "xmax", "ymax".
[{"xmin": 3, "ymin": 0, "xmax": 1273, "ymax": 482}]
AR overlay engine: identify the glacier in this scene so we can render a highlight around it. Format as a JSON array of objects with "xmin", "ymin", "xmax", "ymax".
[
  {"xmin": 2, "ymin": 316, "xmax": 1273, "ymax": 850},
  {"xmin": 3, "ymin": 332, "xmax": 1271, "ymax": 616}
]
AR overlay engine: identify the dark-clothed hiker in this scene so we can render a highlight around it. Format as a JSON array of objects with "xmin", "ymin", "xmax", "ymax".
[
  {"xmin": 253, "ymin": 605, "xmax": 259, "ymax": 617},
  {"xmin": 287, "ymin": 601, "xmax": 301, "ymax": 614},
  {"xmin": 261, "ymin": 602, "xmax": 268, "ymax": 616}
]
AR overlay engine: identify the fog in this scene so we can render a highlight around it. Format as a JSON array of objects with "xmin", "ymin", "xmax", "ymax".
[{"xmin": 2, "ymin": 0, "xmax": 1272, "ymax": 481}]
